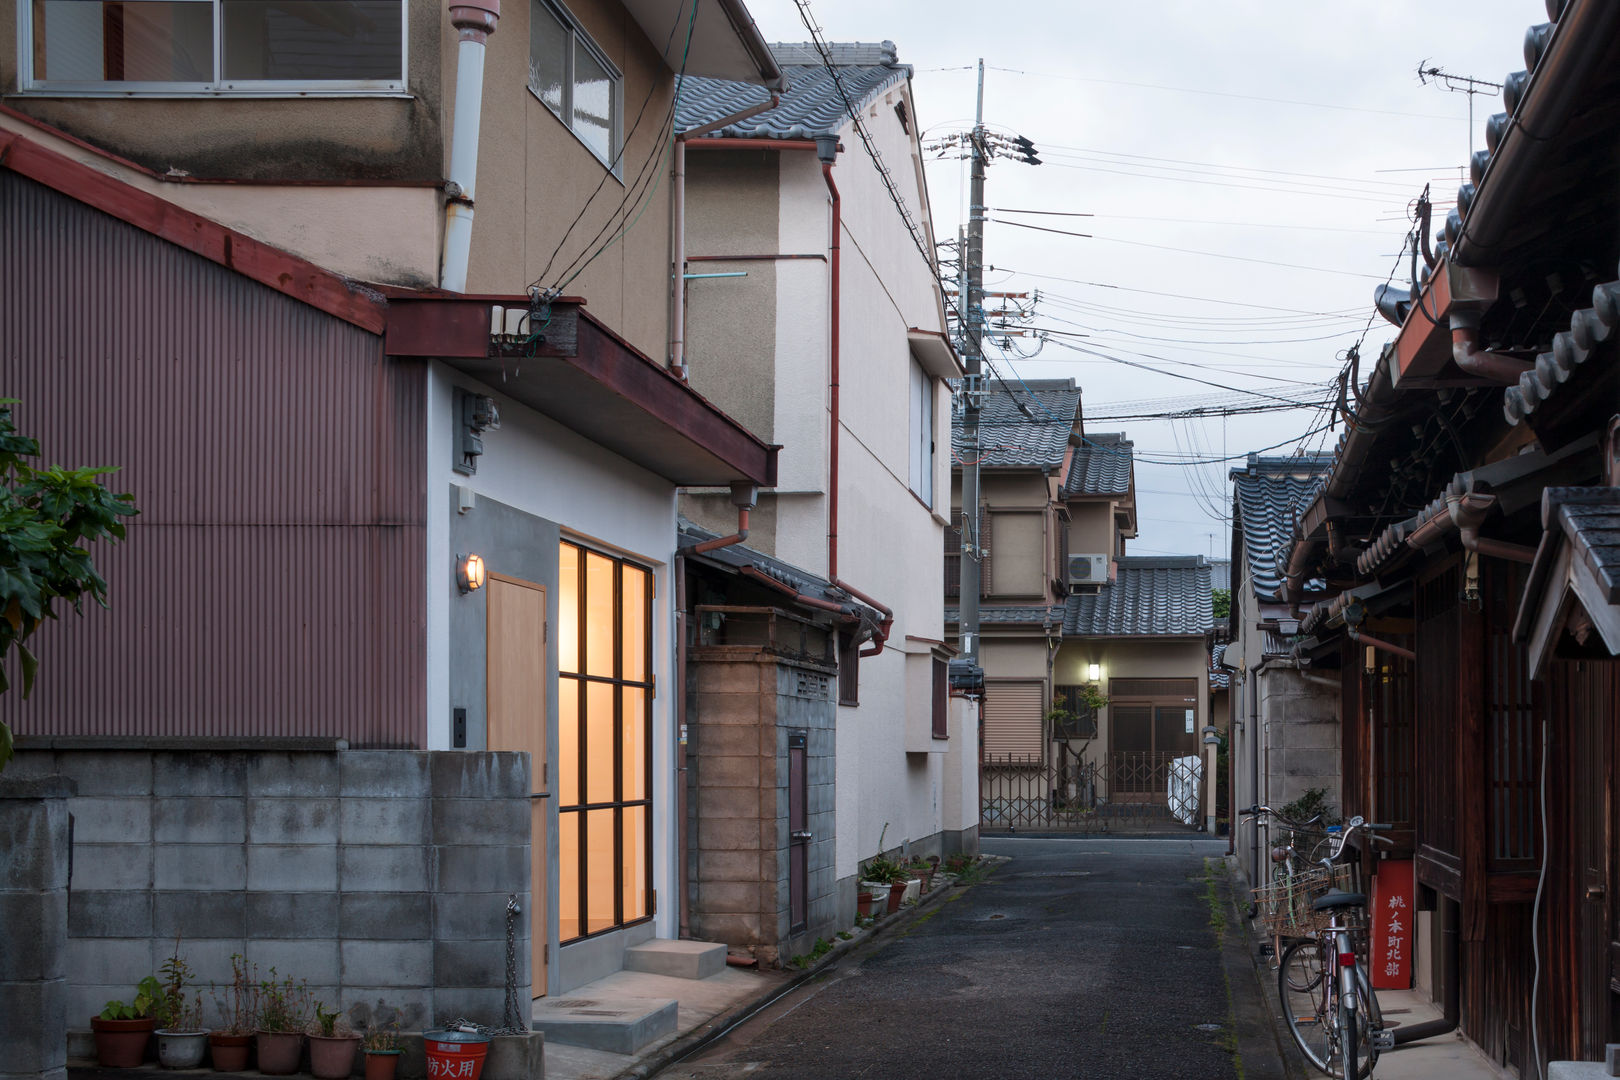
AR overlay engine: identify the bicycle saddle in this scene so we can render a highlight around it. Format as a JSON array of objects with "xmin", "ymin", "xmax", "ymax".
[{"xmin": 1311, "ymin": 890, "xmax": 1366, "ymax": 912}]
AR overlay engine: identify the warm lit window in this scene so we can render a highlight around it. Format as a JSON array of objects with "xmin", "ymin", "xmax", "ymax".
[
  {"xmin": 557, "ymin": 541, "xmax": 652, "ymax": 942},
  {"xmin": 24, "ymin": 0, "xmax": 406, "ymax": 93},
  {"xmin": 528, "ymin": 0, "xmax": 622, "ymax": 173}
]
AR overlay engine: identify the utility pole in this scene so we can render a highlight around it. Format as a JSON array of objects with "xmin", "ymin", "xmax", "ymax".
[{"xmin": 958, "ymin": 59, "xmax": 987, "ymax": 670}]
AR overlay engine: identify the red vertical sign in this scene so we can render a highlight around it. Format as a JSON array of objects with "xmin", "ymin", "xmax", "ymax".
[{"xmin": 1370, "ymin": 859, "xmax": 1414, "ymax": 989}]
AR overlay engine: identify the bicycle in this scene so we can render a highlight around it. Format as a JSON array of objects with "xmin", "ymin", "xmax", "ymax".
[
  {"xmin": 1274, "ymin": 815, "xmax": 1393, "ymax": 1079},
  {"xmin": 1241, "ymin": 804, "xmax": 1328, "ymax": 957}
]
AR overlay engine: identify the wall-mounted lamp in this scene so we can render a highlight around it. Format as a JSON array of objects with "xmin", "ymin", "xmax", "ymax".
[
  {"xmin": 457, "ymin": 552, "xmax": 487, "ymax": 594},
  {"xmin": 1087, "ymin": 662, "xmax": 1102, "ymax": 682}
]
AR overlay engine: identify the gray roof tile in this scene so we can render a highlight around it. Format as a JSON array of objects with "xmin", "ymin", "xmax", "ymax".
[
  {"xmin": 952, "ymin": 381, "xmax": 1081, "ymax": 471},
  {"xmin": 1062, "ymin": 556, "xmax": 1214, "ymax": 637},
  {"xmin": 1063, "ymin": 433, "xmax": 1133, "ymax": 497},
  {"xmin": 676, "ymin": 41, "xmax": 910, "ymax": 141},
  {"xmin": 1210, "ymin": 643, "xmax": 1230, "ymax": 690},
  {"xmin": 1230, "ymin": 455, "xmax": 1333, "ymax": 603},
  {"xmin": 944, "ymin": 605, "xmax": 1064, "ymax": 626},
  {"xmin": 1503, "ymin": 279, "xmax": 1620, "ymax": 427},
  {"xmin": 678, "ymin": 517, "xmax": 881, "ymax": 628}
]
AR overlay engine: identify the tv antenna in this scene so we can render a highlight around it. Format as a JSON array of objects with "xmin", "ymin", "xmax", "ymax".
[{"xmin": 1417, "ymin": 61, "xmax": 1503, "ymax": 159}]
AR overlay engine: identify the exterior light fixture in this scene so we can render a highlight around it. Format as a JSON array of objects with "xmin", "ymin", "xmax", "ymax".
[
  {"xmin": 1087, "ymin": 662, "xmax": 1101, "ymax": 682},
  {"xmin": 457, "ymin": 553, "xmax": 486, "ymax": 594}
]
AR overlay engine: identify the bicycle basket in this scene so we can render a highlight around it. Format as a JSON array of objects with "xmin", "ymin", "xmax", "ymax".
[{"xmin": 1252, "ymin": 865, "xmax": 1356, "ymax": 936}]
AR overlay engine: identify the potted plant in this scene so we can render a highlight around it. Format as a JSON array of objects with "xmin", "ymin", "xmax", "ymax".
[
  {"xmin": 308, "ymin": 1003, "xmax": 362, "ymax": 1079},
  {"xmin": 861, "ymin": 853, "xmax": 908, "ymax": 915},
  {"xmin": 254, "ymin": 968, "xmax": 312, "ymax": 1075},
  {"xmin": 855, "ymin": 886, "xmax": 879, "ymax": 917},
  {"xmin": 208, "ymin": 953, "xmax": 258, "ymax": 1071},
  {"xmin": 92, "ymin": 977, "xmax": 162, "ymax": 1068},
  {"xmin": 362, "ymin": 1008, "xmax": 402, "ymax": 1080},
  {"xmin": 152, "ymin": 941, "xmax": 208, "ymax": 1068}
]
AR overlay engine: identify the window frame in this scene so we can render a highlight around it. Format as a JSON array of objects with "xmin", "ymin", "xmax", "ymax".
[
  {"xmin": 527, "ymin": 0, "xmax": 623, "ymax": 177},
  {"xmin": 908, "ymin": 359, "xmax": 935, "ymax": 506},
  {"xmin": 19, "ymin": 0, "xmax": 410, "ymax": 97},
  {"xmin": 557, "ymin": 539, "xmax": 654, "ymax": 945}
]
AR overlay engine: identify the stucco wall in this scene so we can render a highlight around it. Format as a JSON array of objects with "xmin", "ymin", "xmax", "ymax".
[
  {"xmin": 1052, "ymin": 638, "xmax": 1210, "ymax": 761},
  {"xmin": 1069, "ymin": 501, "xmax": 1117, "ymax": 560},
  {"xmin": 424, "ymin": 362, "xmax": 680, "ymax": 972},
  {"xmin": 1257, "ymin": 665, "xmax": 1341, "ymax": 810}
]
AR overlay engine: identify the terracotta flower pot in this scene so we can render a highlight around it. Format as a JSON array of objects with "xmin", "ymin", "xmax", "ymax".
[
  {"xmin": 365, "ymin": 1050, "xmax": 401, "ymax": 1080},
  {"xmin": 208, "ymin": 1032, "xmax": 252, "ymax": 1071},
  {"xmin": 309, "ymin": 1033, "xmax": 361, "ymax": 1079},
  {"xmin": 91, "ymin": 1015, "xmax": 155, "ymax": 1068},
  {"xmin": 856, "ymin": 891, "xmax": 876, "ymax": 917},
  {"xmin": 255, "ymin": 1030, "xmax": 305, "ymax": 1075},
  {"xmin": 886, "ymin": 880, "xmax": 906, "ymax": 914}
]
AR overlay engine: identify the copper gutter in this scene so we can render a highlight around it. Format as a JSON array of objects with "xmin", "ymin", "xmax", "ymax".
[
  {"xmin": 739, "ymin": 566, "xmax": 859, "ymax": 621},
  {"xmin": 1451, "ymin": 326, "xmax": 1532, "ymax": 384},
  {"xmin": 690, "ymin": 508, "xmax": 750, "ymax": 554},
  {"xmin": 1350, "ymin": 631, "xmax": 1416, "ymax": 663},
  {"xmin": 685, "ymin": 138, "xmax": 821, "ymax": 152},
  {"xmin": 1449, "ymin": 492, "xmax": 1537, "ymax": 564},
  {"xmin": 824, "ymin": 157, "xmax": 843, "ymax": 585}
]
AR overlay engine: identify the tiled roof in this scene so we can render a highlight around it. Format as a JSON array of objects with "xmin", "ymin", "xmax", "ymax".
[
  {"xmin": 1062, "ymin": 556, "xmax": 1214, "ymax": 637},
  {"xmin": 1503, "ymin": 278, "xmax": 1620, "ymax": 428},
  {"xmin": 1515, "ymin": 487, "xmax": 1620, "ymax": 646},
  {"xmin": 1209, "ymin": 643, "xmax": 1230, "ymax": 690},
  {"xmin": 952, "ymin": 381, "xmax": 1082, "ymax": 471},
  {"xmin": 678, "ymin": 518, "xmax": 881, "ymax": 629},
  {"xmin": 1207, "ymin": 558, "xmax": 1231, "ymax": 592},
  {"xmin": 1230, "ymin": 455, "xmax": 1333, "ymax": 603},
  {"xmin": 944, "ymin": 605, "xmax": 1063, "ymax": 626},
  {"xmin": 676, "ymin": 41, "xmax": 910, "ymax": 141},
  {"xmin": 1062, "ymin": 433, "xmax": 1133, "ymax": 497}
]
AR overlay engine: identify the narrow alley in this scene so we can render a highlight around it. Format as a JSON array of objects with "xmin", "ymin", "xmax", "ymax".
[{"xmin": 656, "ymin": 837, "xmax": 1264, "ymax": 1080}]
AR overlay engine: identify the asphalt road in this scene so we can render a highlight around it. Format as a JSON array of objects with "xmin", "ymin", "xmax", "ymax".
[{"xmin": 658, "ymin": 835, "xmax": 1278, "ymax": 1080}]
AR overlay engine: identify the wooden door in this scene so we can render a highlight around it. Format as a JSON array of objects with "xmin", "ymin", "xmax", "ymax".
[
  {"xmin": 486, "ymin": 574, "xmax": 549, "ymax": 998},
  {"xmin": 1572, "ymin": 662, "xmax": 1613, "ymax": 1058}
]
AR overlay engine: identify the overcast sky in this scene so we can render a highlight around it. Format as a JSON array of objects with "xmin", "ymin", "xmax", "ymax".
[{"xmin": 748, "ymin": 1, "xmax": 1538, "ymax": 560}]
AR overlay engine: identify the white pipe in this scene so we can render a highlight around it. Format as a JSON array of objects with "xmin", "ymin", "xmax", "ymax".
[
  {"xmin": 671, "ymin": 137, "xmax": 686, "ymax": 378},
  {"xmin": 441, "ymin": 1, "xmax": 501, "ymax": 292}
]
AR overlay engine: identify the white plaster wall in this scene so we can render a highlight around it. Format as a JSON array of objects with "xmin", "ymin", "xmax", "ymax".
[{"xmin": 425, "ymin": 361, "xmax": 681, "ymax": 940}]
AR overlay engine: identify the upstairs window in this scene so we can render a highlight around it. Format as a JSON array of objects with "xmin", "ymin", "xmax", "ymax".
[
  {"xmin": 24, "ymin": 0, "xmax": 407, "ymax": 93},
  {"xmin": 908, "ymin": 359, "xmax": 934, "ymax": 505},
  {"xmin": 529, "ymin": 0, "xmax": 621, "ymax": 174}
]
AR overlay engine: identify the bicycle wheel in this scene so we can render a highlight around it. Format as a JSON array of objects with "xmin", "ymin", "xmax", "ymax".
[
  {"xmin": 1279, "ymin": 940, "xmax": 1381, "ymax": 1080},
  {"xmin": 1277, "ymin": 940, "xmax": 1332, "ymax": 1073}
]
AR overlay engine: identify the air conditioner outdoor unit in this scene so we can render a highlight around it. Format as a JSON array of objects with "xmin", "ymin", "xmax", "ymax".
[{"xmin": 1067, "ymin": 554, "xmax": 1109, "ymax": 587}]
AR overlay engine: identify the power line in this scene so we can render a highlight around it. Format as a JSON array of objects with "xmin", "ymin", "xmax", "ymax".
[
  {"xmin": 991, "ymin": 218, "xmax": 1397, "ymax": 281},
  {"xmin": 989, "ymin": 267, "xmax": 1367, "ymax": 318}
]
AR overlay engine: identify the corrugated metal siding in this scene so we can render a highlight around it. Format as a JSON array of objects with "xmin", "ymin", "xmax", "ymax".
[{"xmin": 0, "ymin": 170, "xmax": 425, "ymax": 745}]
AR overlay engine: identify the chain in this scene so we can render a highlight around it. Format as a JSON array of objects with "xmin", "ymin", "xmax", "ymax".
[{"xmin": 442, "ymin": 893, "xmax": 528, "ymax": 1037}]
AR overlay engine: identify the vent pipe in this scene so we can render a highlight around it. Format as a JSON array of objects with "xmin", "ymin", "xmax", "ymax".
[{"xmin": 441, "ymin": 0, "xmax": 501, "ymax": 292}]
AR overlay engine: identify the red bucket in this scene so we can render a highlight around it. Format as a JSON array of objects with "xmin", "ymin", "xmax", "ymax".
[{"xmin": 423, "ymin": 1030, "xmax": 491, "ymax": 1080}]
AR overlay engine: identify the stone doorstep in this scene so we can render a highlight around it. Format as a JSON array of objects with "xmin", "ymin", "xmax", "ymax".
[
  {"xmin": 530, "ymin": 996, "xmax": 677, "ymax": 1056},
  {"xmin": 622, "ymin": 939, "xmax": 726, "ymax": 980},
  {"xmin": 65, "ymin": 1030, "xmax": 545, "ymax": 1080}
]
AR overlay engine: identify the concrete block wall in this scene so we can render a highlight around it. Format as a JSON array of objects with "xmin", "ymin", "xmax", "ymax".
[
  {"xmin": 0, "ymin": 777, "xmax": 74, "ymax": 1080},
  {"xmin": 686, "ymin": 653, "xmax": 837, "ymax": 966},
  {"xmin": 1259, "ymin": 667, "xmax": 1342, "ymax": 810},
  {"xmin": 8, "ymin": 747, "xmax": 530, "ymax": 1038}
]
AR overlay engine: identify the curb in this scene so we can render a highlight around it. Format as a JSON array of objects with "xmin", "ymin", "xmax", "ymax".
[
  {"xmin": 609, "ymin": 861, "xmax": 1004, "ymax": 1080},
  {"xmin": 1216, "ymin": 854, "xmax": 1311, "ymax": 1080}
]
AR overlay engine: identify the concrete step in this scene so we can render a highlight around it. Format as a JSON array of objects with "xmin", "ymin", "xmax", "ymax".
[
  {"xmin": 531, "ymin": 993, "xmax": 677, "ymax": 1055},
  {"xmin": 623, "ymin": 938, "xmax": 727, "ymax": 980}
]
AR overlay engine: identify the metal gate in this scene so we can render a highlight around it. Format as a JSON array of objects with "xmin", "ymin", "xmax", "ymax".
[{"xmin": 981, "ymin": 745, "xmax": 1202, "ymax": 833}]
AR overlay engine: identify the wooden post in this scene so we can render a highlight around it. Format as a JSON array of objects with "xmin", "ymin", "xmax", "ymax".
[{"xmin": 1457, "ymin": 579, "xmax": 1487, "ymax": 944}]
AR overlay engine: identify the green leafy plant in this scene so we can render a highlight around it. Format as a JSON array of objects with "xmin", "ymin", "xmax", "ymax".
[
  {"xmin": 1212, "ymin": 587, "xmax": 1232, "ymax": 619},
  {"xmin": 100, "ymin": 976, "xmax": 163, "ymax": 1021},
  {"xmin": 836, "ymin": 931, "xmax": 852, "ymax": 941},
  {"xmin": 0, "ymin": 403, "xmax": 137, "ymax": 772},
  {"xmin": 255, "ymin": 969, "xmax": 312, "ymax": 1034},
  {"xmin": 308, "ymin": 1002, "xmax": 351, "ymax": 1039},
  {"xmin": 861, "ymin": 852, "xmax": 907, "ymax": 884},
  {"xmin": 1278, "ymin": 787, "xmax": 1340, "ymax": 850},
  {"xmin": 210, "ymin": 954, "xmax": 259, "ymax": 1036}
]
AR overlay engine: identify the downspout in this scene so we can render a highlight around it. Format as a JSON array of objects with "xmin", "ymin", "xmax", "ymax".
[
  {"xmin": 1450, "ymin": 321, "xmax": 1533, "ymax": 385},
  {"xmin": 1449, "ymin": 491, "xmax": 1537, "ymax": 564},
  {"xmin": 675, "ymin": 554, "xmax": 690, "ymax": 938},
  {"xmin": 1249, "ymin": 669, "xmax": 1260, "ymax": 894},
  {"xmin": 673, "ymin": 481, "xmax": 758, "ymax": 939},
  {"xmin": 814, "ymin": 133, "xmax": 895, "ymax": 659},
  {"xmin": 440, "ymin": 0, "xmax": 500, "ymax": 292},
  {"xmin": 820, "ymin": 137, "xmax": 842, "ymax": 584},
  {"xmin": 739, "ymin": 565, "xmax": 861, "ymax": 621},
  {"xmin": 671, "ymin": 136, "xmax": 688, "ymax": 380},
  {"xmin": 1394, "ymin": 896, "xmax": 1461, "ymax": 1044},
  {"xmin": 670, "ymin": 97, "xmax": 779, "ymax": 380}
]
